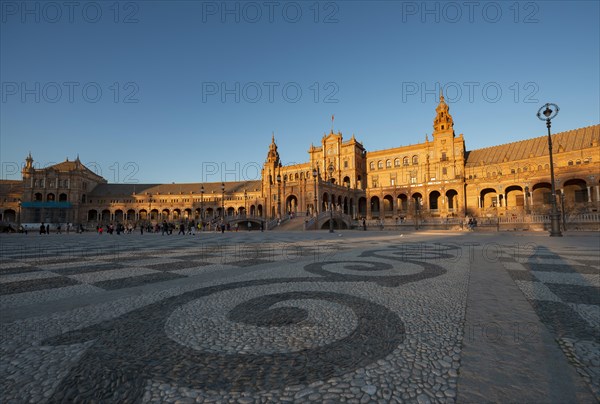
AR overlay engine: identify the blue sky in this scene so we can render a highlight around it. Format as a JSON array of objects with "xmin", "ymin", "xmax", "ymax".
[{"xmin": 1, "ymin": 0, "xmax": 599, "ymax": 183}]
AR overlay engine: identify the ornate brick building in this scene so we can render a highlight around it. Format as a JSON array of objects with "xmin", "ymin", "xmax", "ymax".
[{"xmin": 2, "ymin": 94, "xmax": 598, "ymax": 229}]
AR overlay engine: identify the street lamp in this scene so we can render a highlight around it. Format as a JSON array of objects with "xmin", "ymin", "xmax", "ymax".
[
  {"xmin": 17, "ymin": 199, "xmax": 21, "ymax": 227},
  {"xmin": 537, "ymin": 103, "xmax": 562, "ymax": 236},
  {"xmin": 328, "ymin": 163, "xmax": 334, "ymax": 233},
  {"xmin": 244, "ymin": 189, "xmax": 247, "ymax": 217},
  {"xmin": 221, "ymin": 183, "xmax": 225, "ymax": 220},
  {"xmin": 312, "ymin": 168, "xmax": 318, "ymax": 230},
  {"xmin": 200, "ymin": 185, "xmax": 204, "ymax": 224},
  {"xmin": 414, "ymin": 196, "xmax": 420, "ymax": 230},
  {"xmin": 276, "ymin": 174, "xmax": 282, "ymax": 219},
  {"xmin": 148, "ymin": 193, "xmax": 153, "ymax": 223}
]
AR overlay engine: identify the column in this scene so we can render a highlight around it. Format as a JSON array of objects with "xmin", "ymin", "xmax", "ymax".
[{"xmin": 587, "ymin": 186, "xmax": 592, "ymax": 203}]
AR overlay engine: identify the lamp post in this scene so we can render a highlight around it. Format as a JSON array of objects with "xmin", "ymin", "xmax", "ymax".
[
  {"xmin": 347, "ymin": 183, "xmax": 351, "ymax": 218},
  {"xmin": 537, "ymin": 103, "xmax": 562, "ymax": 236},
  {"xmin": 276, "ymin": 174, "xmax": 282, "ymax": 219},
  {"xmin": 17, "ymin": 199, "xmax": 21, "ymax": 227},
  {"xmin": 200, "ymin": 185, "xmax": 204, "ymax": 225},
  {"xmin": 590, "ymin": 175, "xmax": 597, "ymax": 207},
  {"xmin": 328, "ymin": 163, "xmax": 334, "ymax": 233},
  {"xmin": 312, "ymin": 168, "xmax": 318, "ymax": 230},
  {"xmin": 559, "ymin": 184, "xmax": 566, "ymax": 232},
  {"xmin": 414, "ymin": 196, "xmax": 419, "ymax": 230},
  {"xmin": 221, "ymin": 183, "xmax": 225, "ymax": 221},
  {"xmin": 148, "ymin": 193, "xmax": 153, "ymax": 223},
  {"xmin": 244, "ymin": 189, "xmax": 247, "ymax": 217}
]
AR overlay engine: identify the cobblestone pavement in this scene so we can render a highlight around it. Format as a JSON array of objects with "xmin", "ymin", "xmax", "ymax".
[{"xmin": 1, "ymin": 231, "xmax": 598, "ymax": 403}]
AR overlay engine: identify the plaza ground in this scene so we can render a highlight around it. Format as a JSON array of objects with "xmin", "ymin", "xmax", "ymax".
[{"xmin": 1, "ymin": 230, "xmax": 598, "ymax": 403}]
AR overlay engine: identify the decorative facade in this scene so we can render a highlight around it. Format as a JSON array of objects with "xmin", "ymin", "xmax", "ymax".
[{"xmin": 1, "ymin": 94, "xmax": 598, "ymax": 229}]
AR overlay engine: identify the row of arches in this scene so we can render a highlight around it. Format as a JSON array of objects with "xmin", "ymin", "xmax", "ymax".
[
  {"xmin": 368, "ymin": 189, "xmax": 460, "ymax": 217},
  {"xmin": 87, "ymin": 205, "xmax": 265, "ymax": 223},
  {"xmin": 321, "ymin": 192, "xmax": 355, "ymax": 216},
  {"xmin": 473, "ymin": 179, "xmax": 596, "ymax": 211}
]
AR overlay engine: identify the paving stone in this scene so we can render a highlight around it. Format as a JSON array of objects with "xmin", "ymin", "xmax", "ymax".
[{"xmin": 0, "ymin": 232, "xmax": 597, "ymax": 403}]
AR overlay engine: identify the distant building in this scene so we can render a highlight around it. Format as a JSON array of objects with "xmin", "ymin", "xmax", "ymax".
[{"xmin": 2, "ymin": 94, "xmax": 598, "ymax": 229}]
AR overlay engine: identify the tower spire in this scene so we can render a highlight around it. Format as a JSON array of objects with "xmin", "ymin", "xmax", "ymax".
[{"xmin": 432, "ymin": 90, "xmax": 454, "ymax": 137}]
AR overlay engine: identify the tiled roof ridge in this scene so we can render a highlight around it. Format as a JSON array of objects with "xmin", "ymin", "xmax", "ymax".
[{"xmin": 468, "ymin": 123, "xmax": 599, "ymax": 153}]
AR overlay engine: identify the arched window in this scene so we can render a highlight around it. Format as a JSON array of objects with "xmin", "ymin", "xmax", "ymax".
[
  {"xmin": 576, "ymin": 159, "xmax": 581, "ymax": 165},
  {"xmin": 386, "ymin": 160, "xmax": 391, "ymax": 168},
  {"xmin": 403, "ymin": 157, "xmax": 409, "ymax": 166},
  {"xmin": 568, "ymin": 161, "xmax": 573, "ymax": 166},
  {"xmin": 369, "ymin": 162, "xmax": 375, "ymax": 170},
  {"xmin": 377, "ymin": 161, "xmax": 383, "ymax": 169},
  {"xmin": 412, "ymin": 155, "xmax": 418, "ymax": 165},
  {"xmin": 394, "ymin": 158, "xmax": 400, "ymax": 167}
]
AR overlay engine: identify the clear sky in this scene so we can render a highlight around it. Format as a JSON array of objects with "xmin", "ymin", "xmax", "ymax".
[{"xmin": 1, "ymin": 0, "xmax": 599, "ymax": 184}]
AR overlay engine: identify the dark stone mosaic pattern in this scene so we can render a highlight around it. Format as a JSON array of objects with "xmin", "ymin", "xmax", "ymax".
[
  {"xmin": 529, "ymin": 301, "xmax": 599, "ymax": 341},
  {"xmin": 545, "ymin": 284, "xmax": 600, "ymax": 306},
  {"xmin": 506, "ymin": 270, "xmax": 537, "ymax": 282},
  {"xmin": 51, "ymin": 263, "xmax": 126, "ymax": 276},
  {"xmin": 228, "ymin": 259, "xmax": 274, "ymax": 268},
  {"xmin": 39, "ymin": 245, "xmax": 454, "ymax": 402},
  {"xmin": 503, "ymin": 245, "xmax": 599, "ymax": 399},
  {"xmin": 93, "ymin": 272, "xmax": 187, "ymax": 290},
  {"xmin": 0, "ymin": 276, "xmax": 80, "ymax": 296},
  {"xmin": 0, "ymin": 266, "xmax": 38, "ymax": 275},
  {"xmin": 0, "ymin": 240, "xmax": 353, "ymax": 296},
  {"xmin": 522, "ymin": 263, "xmax": 598, "ymax": 274},
  {"xmin": 145, "ymin": 261, "xmax": 209, "ymax": 271}
]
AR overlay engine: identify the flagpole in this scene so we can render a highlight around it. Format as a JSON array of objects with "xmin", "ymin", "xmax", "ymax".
[{"xmin": 331, "ymin": 114, "xmax": 334, "ymax": 132}]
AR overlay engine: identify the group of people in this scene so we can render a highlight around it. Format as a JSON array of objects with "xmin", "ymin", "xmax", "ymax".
[
  {"xmin": 38, "ymin": 222, "xmax": 85, "ymax": 235},
  {"xmin": 466, "ymin": 217, "xmax": 478, "ymax": 230},
  {"xmin": 90, "ymin": 219, "xmax": 266, "ymax": 235}
]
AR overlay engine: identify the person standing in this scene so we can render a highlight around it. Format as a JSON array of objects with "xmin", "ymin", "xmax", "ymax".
[{"xmin": 40, "ymin": 222, "xmax": 46, "ymax": 235}]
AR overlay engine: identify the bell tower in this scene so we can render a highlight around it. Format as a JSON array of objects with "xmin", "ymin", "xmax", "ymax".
[
  {"xmin": 262, "ymin": 134, "xmax": 282, "ymax": 217},
  {"xmin": 262, "ymin": 133, "xmax": 282, "ymax": 187},
  {"xmin": 22, "ymin": 152, "xmax": 34, "ymax": 183},
  {"xmin": 432, "ymin": 90, "xmax": 455, "ymax": 137}
]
